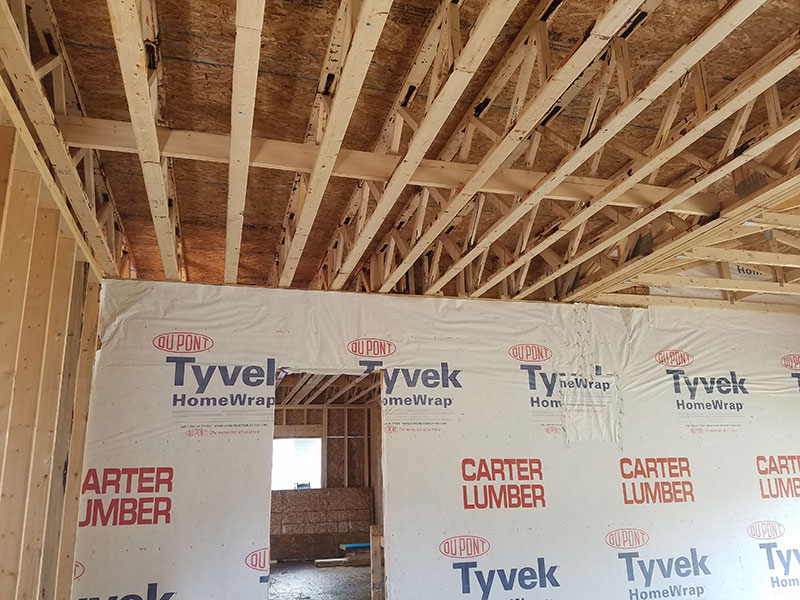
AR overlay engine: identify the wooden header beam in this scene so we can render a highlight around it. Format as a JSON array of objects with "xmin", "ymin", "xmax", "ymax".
[{"xmin": 57, "ymin": 116, "xmax": 717, "ymax": 216}]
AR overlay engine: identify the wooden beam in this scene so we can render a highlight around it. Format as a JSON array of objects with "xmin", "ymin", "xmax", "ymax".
[
  {"xmin": 105, "ymin": 0, "xmax": 182, "ymax": 280},
  {"xmin": 0, "ymin": 5, "xmax": 115, "ymax": 273},
  {"xmin": 633, "ymin": 272, "xmax": 800, "ymax": 295},
  {"xmin": 594, "ymin": 292, "xmax": 800, "ymax": 314},
  {"xmin": 0, "ymin": 208, "xmax": 60, "ymax": 599},
  {"xmin": 370, "ymin": 525, "xmax": 384, "ymax": 600},
  {"xmin": 224, "ymin": 0, "xmax": 267, "ymax": 283},
  {"xmin": 39, "ymin": 262, "xmax": 84, "ymax": 600},
  {"xmin": 510, "ymin": 31, "xmax": 800, "ymax": 300},
  {"xmin": 303, "ymin": 374, "xmax": 339, "ymax": 405},
  {"xmin": 381, "ymin": 0, "xmax": 652, "ymax": 294},
  {"xmin": 681, "ymin": 245, "xmax": 800, "ymax": 268},
  {"xmin": 290, "ymin": 374, "xmax": 328, "ymax": 406},
  {"xmin": 326, "ymin": 374, "xmax": 369, "ymax": 405},
  {"xmin": 278, "ymin": 0, "xmax": 394, "ymax": 287},
  {"xmin": 16, "ymin": 235, "xmax": 76, "ymax": 600},
  {"xmin": 386, "ymin": 0, "xmax": 661, "ymax": 294},
  {"xmin": 295, "ymin": 0, "xmax": 461, "ymax": 291},
  {"xmin": 28, "ymin": 0, "xmax": 135, "ymax": 276},
  {"xmin": 774, "ymin": 230, "xmax": 800, "ymax": 251},
  {"xmin": 328, "ymin": 0, "xmax": 528, "ymax": 290},
  {"xmin": 344, "ymin": 381, "xmax": 381, "ymax": 405},
  {"xmin": 58, "ymin": 115, "xmax": 720, "ymax": 216},
  {"xmin": 53, "ymin": 277, "xmax": 100, "ymax": 600},
  {"xmin": 0, "ymin": 169, "xmax": 40, "ymax": 457},
  {"xmin": 281, "ymin": 373, "xmax": 313, "ymax": 405},
  {"xmin": 33, "ymin": 53, "xmax": 62, "ymax": 79},
  {"xmin": 569, "ymin": 165, "xmax": 800, "ymax": 302},
  {"xmin": 274, "ymin": 424, "xmax": 324, "ymax": 438},
  {"xmin": 442, "ymin": 0, "xmax": 771, "ymax": 297},
  {"xmin": 751, "ymin": 211, "xmax": 800, "ymax": 231}
]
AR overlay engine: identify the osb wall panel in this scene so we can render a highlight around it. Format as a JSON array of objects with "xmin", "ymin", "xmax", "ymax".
[
  {"xmin": 271, "ymin": 487, "xmax": 372, "ymax": 560},
  {"xmin": 326, "ymin": 437, "xmax": 346, "ymax": 488}
]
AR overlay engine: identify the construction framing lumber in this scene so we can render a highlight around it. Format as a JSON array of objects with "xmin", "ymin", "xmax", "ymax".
[
  {"xmin": 594, "ymin": 293, "xmax": 800, "ymax": 314},
  {"xmin": 106, "ymin": 0, "xmax": 182, "ymax": 280},
  {"xmin": 278, "ymin": 0, "xmax": 394, "ymax": 287},
  {"xmin": 53, "ymin": 277, "xmax": 100, "ymax": 600},
  {"xmin": 0, "ymin": 81, "xmax": 101, "ymax": 278},
  {"xmin": 506, "ymin": 30, "xmax": 800, "ymax": 301},
  {"xmin": 0, "ymin": 2, "xmax": 116, "ymax": 274},
  {"xmin": 326, "ymin": 0, "xmax": 531, "ymax": 290},
  {"xmin": 0, "ymin": 208, "xmax": 60, "ymax": 600},
  {"xmin": 378, "ymin": 0, "xmax": 655, "ymax": 294},
  {"xmin": 444, "ymin": 0, "xmax": 770, "ymax": 298},
  {"xmin": 679, "ymin": 246, "xmax": 800, "ymax": 269},
  {"xmin": 57, "ymin": 116, "xmax": 718, "ymax": 216},
  {"xmin": 632, "ymin": 272, "xmax": 800, "ymax": 295},
  {"xmin": 224, "ymin": 0, "xmax": 267, "ymax": 283},
  {"xmin": 307, "ymin": 0, "xmax": 465, "ymax": 290},
  {"xmin": 559, "ymin": 102, "xmax": 800, "ymax": 303},
  {"xmin": 16, "ymin": 234, "xmax": 77, "ymax": 600},
  {"xmin": 568, "ymin": 172, "xmax": 800, "ymax": 308},
  {"xmin": 323, "ymin": 0, "xmax": 599, "ymax": 292}
]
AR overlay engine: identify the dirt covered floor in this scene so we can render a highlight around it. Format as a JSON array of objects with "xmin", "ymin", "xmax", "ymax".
[{"xmin": 269, "ymin": 561, "xmax": 370, "ymax": 600}]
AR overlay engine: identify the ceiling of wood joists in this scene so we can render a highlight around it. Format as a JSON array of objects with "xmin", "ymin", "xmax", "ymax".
[{"xmin": 6, "ymin": 0, "xmax": 800, "ymax": 313}]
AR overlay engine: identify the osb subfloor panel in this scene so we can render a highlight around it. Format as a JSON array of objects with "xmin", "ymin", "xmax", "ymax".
[
  {"xmin": 269, "ymin": 561, "xmax": 370, "ymax": 600},
  {"xmin": 50, "ymin": 0, "xmax": 800, "ymax": 289}
]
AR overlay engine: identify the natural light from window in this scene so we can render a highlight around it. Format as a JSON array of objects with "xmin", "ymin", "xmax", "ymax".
[{"xmin": 271, "ymin": 438, "xmax": 322, "ymax": 491}]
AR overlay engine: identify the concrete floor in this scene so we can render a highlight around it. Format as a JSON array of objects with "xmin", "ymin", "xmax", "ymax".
[{"xmin": 269, "ymin": 561, "xmax": 370, "ymax": 600}]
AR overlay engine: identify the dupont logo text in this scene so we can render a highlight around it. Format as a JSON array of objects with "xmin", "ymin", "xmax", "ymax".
[
  {"xmin": 748, "ymin": 521, "xmax": 785, "ymax": 540},
  {"xmin": 440, "ymin": 536, "xmax": 490, "ymax": 559},
  {"xmin": 508, "ymin": 344, "xmax": 552, "ymax": 363},
  {"xmin": 245, "ymin": 547, "xmax": 271, "ymax": 572},
  {"xmin": 74, "ymin": 561, "xmax": 85, "ymax": 581},
  {"xmin": 781, "ymin": 355, "xmax": 800, "ymax": 371},
  {"xmin": 347, "ymin": 338, "xmax": 396, "ymax": 358},
  {"xmin": 153, "ymin": 332, "xmax": 214, "ymax": 354},
  {"xmin": 656, "ymin": 349, "xmax": 694, "ymax": 368},
  {"xmin": 606, "ymin": 528, "xmax": 650, "ymax": 550}
]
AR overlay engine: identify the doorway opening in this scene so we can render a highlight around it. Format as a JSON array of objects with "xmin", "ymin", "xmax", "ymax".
[{"xmin": 269, "ymin": 372, "xmax": 383, "ymax": 600}]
